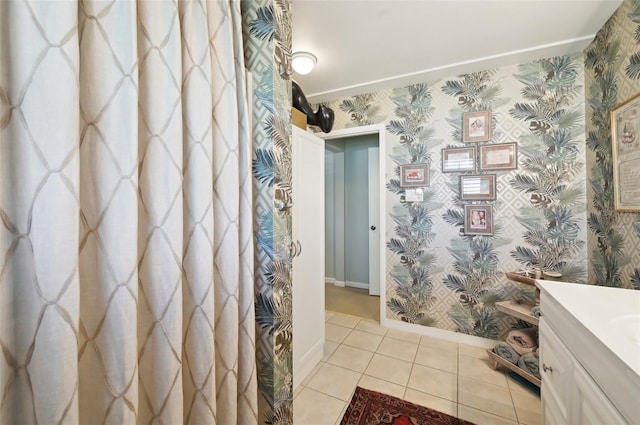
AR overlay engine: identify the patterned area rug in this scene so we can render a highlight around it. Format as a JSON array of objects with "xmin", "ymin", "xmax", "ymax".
[{"xmin": 340, "ymin": 387, "xmax": 474, "ymax": 425}]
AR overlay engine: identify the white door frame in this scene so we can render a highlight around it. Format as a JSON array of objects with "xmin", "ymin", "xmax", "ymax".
[
  {"xmin": 367, "ymin": 147, "xmax": 380, "ymax": 296},
  {"xmin": 320, "ymin": 124, "xmax": 386, "ymax": 323}
]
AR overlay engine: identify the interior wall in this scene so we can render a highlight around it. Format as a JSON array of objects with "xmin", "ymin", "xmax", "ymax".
[
  {"xmin": 584, "ymin": 0, "xmax": 640, "ymax": 289},
  {"xmin": 320, "ymin": 54, "xmax": 588, "ymax": 340},
  {"xmin": 242, "ymin": 0, "xmax": 294, "ymax": 423},
  {"xmin": 344, "ymin": 135, "xmax": 379, "ymax": 286},
  {"xmin": 325, "ymin": 141, "xmax": 345, "ymax": 285},
  {"xmin": 325, "ymin": 150, "xmax": 336, "ymax": 279},
  {"xmin": 325, "ymin": 135, "xmax": 379, "ymax": 288}
]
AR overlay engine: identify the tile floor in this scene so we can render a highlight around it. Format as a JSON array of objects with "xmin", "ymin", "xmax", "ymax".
[{"xmin": 293, "ymin": 311, "xmax": 541, "ymax": 425}]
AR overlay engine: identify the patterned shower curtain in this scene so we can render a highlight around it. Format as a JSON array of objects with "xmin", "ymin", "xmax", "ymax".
[{"xmin": 0, "ymin": 1, "xmax": 257, "ymax": 424}]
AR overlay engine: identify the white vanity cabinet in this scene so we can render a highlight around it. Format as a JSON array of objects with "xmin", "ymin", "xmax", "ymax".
[
  {"xmin": 538, "ymin": 319, "xmax": 573, "ymax": 423},
  {"xmin": 572, "ymin": 360, "xmax": 627, "ymax": 425},
  {"xmin": 537, "ymin": 280, "xmax": 640, "ymax": 425},
  {"xmin": 539, "ymin": 319, "xmax": 626, "ymax": 425}
]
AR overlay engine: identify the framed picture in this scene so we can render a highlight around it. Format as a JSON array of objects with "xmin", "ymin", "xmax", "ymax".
[
  {"xmin": 464, "ymin": 204, "xmax": 493, "ymax": 235},
  {"xmin": 479, "ymin": 142, "xmax": 518, "ymax": 171},
  {"xmin": 442, "ymin": 147, "xmax": 476, "ymax": 172},
  {"xmin": 460, "ymin": 174, "xmax": 496, "ymax": 201},
  {"xmin": 611, "ymin": 93, "xmax": 640, "ymax": 212},
  {"xmin": 463, "ymin": 110, "xmax": 492, "ymax": 142},
  {"xmin": 400, "ymin": 163, "xmax": 429, "ymax": 187}
]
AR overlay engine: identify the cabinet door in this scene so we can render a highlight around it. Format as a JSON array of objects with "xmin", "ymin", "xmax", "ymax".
[
  {"xmin": 542, "ymin": 386, "xmax": 566, "ymax": 425},
  {"xmin": 539, "ymin": 319, "xmax": 573, "ymax": 422},
  {"xmin": 573, "ymin": 364, "xmax": 627, "ymax": 425},
  {"xmin": 292, "ymin": 127, "xmax": 325, "ymax": 389}
]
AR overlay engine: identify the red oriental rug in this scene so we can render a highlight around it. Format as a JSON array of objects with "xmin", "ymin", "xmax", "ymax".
[{"xmin": 340, "ymin": 387, "xmax": 475, "ymax": 425}]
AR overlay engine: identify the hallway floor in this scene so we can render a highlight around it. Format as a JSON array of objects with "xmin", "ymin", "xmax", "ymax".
[{"xmin": 293, "ymin": 311, "xmax": 541, "ymax": 425}]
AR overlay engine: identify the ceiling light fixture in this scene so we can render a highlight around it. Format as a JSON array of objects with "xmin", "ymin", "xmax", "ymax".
[{"xmin": 292, "ymin": 51, "xmax": 317, "ymax": 75}]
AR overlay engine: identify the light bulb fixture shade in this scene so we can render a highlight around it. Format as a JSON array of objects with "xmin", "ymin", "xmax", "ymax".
[{"xmin": 292, "ymin": 51, "xmax": 317, "ymax": 75}]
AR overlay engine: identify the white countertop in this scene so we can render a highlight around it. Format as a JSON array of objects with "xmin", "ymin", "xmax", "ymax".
[{"xmin": 536, "ymin": 280, "xmax": 640, "ymax": 377}]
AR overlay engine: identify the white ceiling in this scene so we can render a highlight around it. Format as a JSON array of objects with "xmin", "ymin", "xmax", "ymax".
[{"xmin": 292, "ymin": 0, "xmax": 624, "ymax": 103}]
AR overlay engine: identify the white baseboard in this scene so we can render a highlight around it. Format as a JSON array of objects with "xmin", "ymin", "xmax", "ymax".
[
  {"xmin": 346, "ymin": 281, "xmax": 368, "ymax": 290},
  {"xmin": 333, "ymin": 280, "xmax": 346, "ymax": 287},
  {"xmin": 325, "ymin": 277, "xmax": 336, "ymax": 284},
  {"xmin": 380, "ymin": 317, "xmax": 497, "ymax": 349},
  {"xmin": 293, "ymin": 340, "xmax": 324, "ymax": 390}
]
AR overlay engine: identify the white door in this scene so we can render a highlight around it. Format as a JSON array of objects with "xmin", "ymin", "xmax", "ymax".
[
  {"xmin": 367, "ymin": 147, "xmax": 380, "ymax": 296},
  {"xmin": 292, "ymin": 127, "xmax": 325, "ymax": 389}
]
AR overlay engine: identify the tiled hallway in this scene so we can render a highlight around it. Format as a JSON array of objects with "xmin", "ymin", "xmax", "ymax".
[{"xmin": 293, "ymin": 311, "xmax": 541, "ymax": 425}]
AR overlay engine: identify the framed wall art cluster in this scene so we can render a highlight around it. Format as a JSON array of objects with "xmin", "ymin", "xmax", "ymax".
[{"xmin": 443, "ymin": 110, "xmax": 520, "ymax": 235}]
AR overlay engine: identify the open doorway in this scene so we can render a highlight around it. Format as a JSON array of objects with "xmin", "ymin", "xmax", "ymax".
[{"xmin": 320, "ymin": 124, "xmax": 386, "ymax": 322}]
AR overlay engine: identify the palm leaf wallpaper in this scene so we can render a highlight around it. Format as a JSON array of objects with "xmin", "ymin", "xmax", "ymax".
[
  {"xmin": 242, "ymin": 0, "xmax": 293, "ymax": 423},
  {"xmin": 440, "ymin": 71, "xmax": 506, "ymax": 339},
  {"xmin": 585, "ymin": 0, "xmax": 640, "ymax": 290},
  {"xmin": 508, "ymin": 56, "xmax": 587, "ymax": 284},
  {"xmin": 384, "ymin": 84, "xmax": 440, "ymax": 327}
]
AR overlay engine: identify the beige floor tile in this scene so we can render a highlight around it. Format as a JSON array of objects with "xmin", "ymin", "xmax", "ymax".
[
  {"xmin": 301, "ymin": 360, "xmax": 324, "ymax": 387},
  {"xmin": 327, "ymin": 312, "xmax": 361, "ymax": 328},
  {"xmin": 376, "ymin": 337, "xmax": 418, "ymax": 362},
  {"xmin": 294, "ymin": 387, "xmax": 346, "ymax": 425},
  {"xmin": 458, "ymin": 404, "xmax": 518, "ymax": 425},
  {"xmin": 357, "ymin": 375, "xmax": 405, "ymax": 399},
  {"xmin": 511, "ymin": 389, "xmax": 542, "ymax": 425},
  {"xmin": 327, "ymin": 344, "xmax": 375, "ymax": 373},
  {"xmin": 458, "ymin": 354, "xmax": 508, "ymax": 387},
  {"xmin": 386, "ymin": 328, "xmax": 422, "ymax": 344},
  {"xmin": 355, "ymin": 319, "xmax": 388, "ymax": 336},
  {"xmin": 407, "ymin": 363, "xmax": 457, "ymax": 402},
  {"xmin": 306, "ymin": 362, "xmax": 362, "ymax": 401},
  {"xmin": 458, "ymin": 375, "xmax": 517, "ymax": 421},
  {"xmin": 414, "ymin": 344, "xmax": 457, "ymax": 373},
  {"xmin": 294, "ymin": 383, "xmax": 304, "ymax": 400},
  {"xmin": 364, "ymin": 353, "xmax": 413, "ymax": 386},
  {"xmin": 343, "ymin": 329, "xmax": 383, "ymax": 352},
  {"xmin": 325, "ymin": 323, "xmax": 352, "ymax": 343},
  {"xmin": 459, "ymin": 343, "xmax": 491, "ymax": 359},
  {"xmin": 420, "ymin": 335, "xmax": 458, "ymax": 353},
  {"xmin": 325, "ymin": 311, "xmax": 335, "ymax": 322},
  {"xmin": 319, "ymin": 310, "xmax": 526, "ymax": 425},
  {"xmin": 323, "ymin": 340, "xmax": 339, "ymax": 361},
  {"xmin": 403, "ymin": 388, "xmax": 457, "ymax": 417}
]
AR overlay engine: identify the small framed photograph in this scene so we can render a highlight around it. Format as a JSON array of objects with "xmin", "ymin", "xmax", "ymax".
[
  {"xmin": 611, "ymin": 93, "xmax": 640, "ymax": 212},
  {"xmin": 442, "ymin": 147, "xmax": 476, "ymax": 172},
  {"xmin": 464, "ymin": 204, "xmax": 493, "ymax": 235},
  {"xmin": 400, "ymin": 163, "xmax": 429, "ymax": 187},
  {"xmin": 479, "ymin": 142, "xmax": 518, "ymax": 171},
  {"xmin": 460, "ymin": 174, "xmax": 496, "ymax": 201},
  {"xmin": 463, "ymin": 110, "xmax": 492, "ymax": 142}
]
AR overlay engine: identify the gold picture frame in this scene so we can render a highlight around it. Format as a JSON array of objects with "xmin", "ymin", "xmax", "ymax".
[
  {"xmin": 463, "ymin": 110, "xmax": 492, "ymax": 142},
  {"xmin": 611, "ymin": 93, "xmax": 640, "ymax": 212}
]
